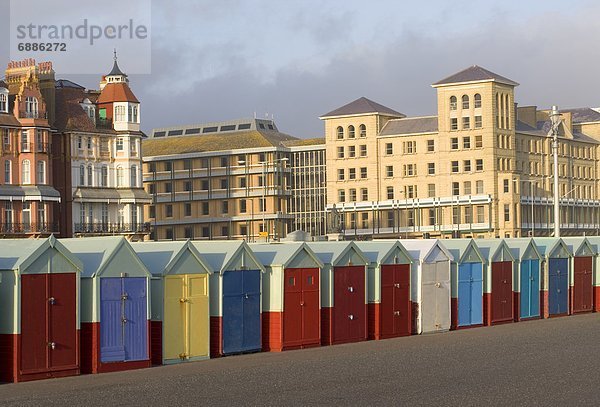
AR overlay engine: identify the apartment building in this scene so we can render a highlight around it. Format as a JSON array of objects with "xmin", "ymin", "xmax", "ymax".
[
  {"xmin": 0, "ymin": 60, "xmax": 60, "ymax": 236},
  {"xmin": 323, "ymin": 65, "xmax": 600, "ymax": 239},
  {"xmin": 142, "ymin": 119, "xmax": 326, "ymax": 241},
  {"xmin": 52, "ymin": 55, "xmax": 151, "ymax": 239}
]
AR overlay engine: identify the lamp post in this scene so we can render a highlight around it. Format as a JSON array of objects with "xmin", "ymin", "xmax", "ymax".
[{"xmin": 550, "ymin": 105, "xmax": 561, "ymax": 237}]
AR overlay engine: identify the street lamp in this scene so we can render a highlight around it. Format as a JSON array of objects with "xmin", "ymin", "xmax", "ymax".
[
  {"xmin": 549, "ymin": 105, "xmax": 562, "ymax": 237},
  {"xmin": 514, "ymin": 178, "xmax": 540, "ymax": 237}
]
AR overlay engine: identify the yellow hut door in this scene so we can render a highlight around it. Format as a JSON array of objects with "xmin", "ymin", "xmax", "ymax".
[
  {"xmin": 186, "ymin": 275, "xmax": 209, "ymax": 359},
  {"xmin": 164, "ymin": 276, "xmax": 185, "ymax": 361}
]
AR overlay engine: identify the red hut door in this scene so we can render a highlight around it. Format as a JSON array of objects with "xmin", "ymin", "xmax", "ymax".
[
  {"xmin": 283, "ymin": 268, "xmax": 320, "ymax": 348},
  {"xmin": 333, "ymin": 266, "xmax": 365, "ymax": 344},
  {"xmin": 491, "ymin": 262, "xmax": 513, "ymax": 323},
  {"xmin": 21, "ymin": 273, "xmax": 78, "ymax": 375},
  {"xmin": 573, "ymin": 256, "xmax": 593, "ymax": 313},
  {"xmin": 380, "ymin": 264, "xmax": 411, "ymax": 338}
]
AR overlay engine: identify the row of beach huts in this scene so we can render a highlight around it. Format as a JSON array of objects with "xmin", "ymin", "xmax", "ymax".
[{"xmin": 0, "ymin": 235, "xmax": 597, "ymax": 382}]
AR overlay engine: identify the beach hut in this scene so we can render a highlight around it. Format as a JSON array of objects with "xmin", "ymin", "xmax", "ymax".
[
  {"xmin": 504, "ymin": 238, "xmax": 543, "ymax": 321},
  {"xmin": 355, "ymin": 241, "xmax": 413, "ymax": 340},
  {"xmin": 474, "ymin": 239, "xmax": 515, "ymax": 325},
  {"xmin": 307, "ymin": 242, "xmax": 369, "ymax": 346},
  {"xmin": 533, "ymin": 238, "xmax": 572, "ymax": 318},
  {"xmin": 0, "ymin": 236, "xmax": 82, "ymax": 382},
  {"xmin": 400, "ymin": 240, "xmax": 452, "ymax": 334},
  {"xmin": 250, "ymin": 242, "xmax": 323, "ymax": 352},
  {"xmin": 584, "ymin": 236, "xmax": 600, "ymax": 311},
  {"xmin": 62, "ymin": 237, "xmax": 152, "ymax": 374},
  {"xmin": 563, "ymin": 237, "xmax": 594, "ymax": 314},
  {"xmin": 192, "ymin": 241, "xmax": 264, "ymax": 357},
  {"xmin": 440, "ymin": 239, "xmax": 485, "ymax": 330},
  {"xmin": 131, "ymin": 241, "xmax": 212, "ymax": 365}
]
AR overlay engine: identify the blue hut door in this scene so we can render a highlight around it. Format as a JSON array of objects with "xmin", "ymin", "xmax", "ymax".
[
  {"xmin": 458, "ymin": 263, "xmax": 483, "ymax": 327},
  {"xmin": 222, "ymin": 270, "xmax": 261, "ymax": 354},
  {"xmin": 100, "ymin": 277, "xmax": 148, "ymax": 363},
  {"xmin": 548, "ymin": 258, "xmax": 569, "ymax": 315},
  {"xmin": 520, "ymin": 259, "xmax": 540, "ymax": 319}
]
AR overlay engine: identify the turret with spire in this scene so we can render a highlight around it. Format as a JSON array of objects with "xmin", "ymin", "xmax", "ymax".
[{"xmin": 99, "ymin": 50, "xmax": 128, "ymax": 90}]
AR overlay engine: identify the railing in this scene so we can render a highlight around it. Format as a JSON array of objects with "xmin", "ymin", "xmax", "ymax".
[
  {"xmin": 74, "ymin": 222, "xmax": 151, "ymax": 234},
  {"xmin": 19, "ymin": 111, "xmax": 47, "ymax": 119},
  {"xmin": 96, "ymin": 118, "xmax": 113, "ymax": 129},
  {"xmin": 36, "ymin": 142, "xmax": 49, "ymax": 153},
  {"xmin": 0, "ymin": 222, "xmax": 59, "ymax": 234},
  {"xmin": 21, "ymin": 142, "xmax": 32, "ymax": 152}
]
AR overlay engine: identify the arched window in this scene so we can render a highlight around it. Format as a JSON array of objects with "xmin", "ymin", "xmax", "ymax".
[
  {"xmin": 462, "ymin": 95, "xmax": 469, "ymax": 109},
  {"xmin": 25, "ymin": 97, "xmax": 38, "ymax": 118},
  {"xmin": 37, "ymin": 160, "xmax": 46, "ymax": 184},
  {"xmin": 0, "ymin": 92, "xmax": 7, "ymax": 113},
  {"xmin": 79, "ymin": 164, "xmax": 85, "ymax": 185},
  {"xmin": 116, "ymin": 166, "xmax": 124, "ymax": 187},
  {"xmin": 359, "ymin": 124, "xmax": 366, "ymax": 138},
  {"xmin": 336, "ymin": 126, "xmax": 344, "ymax": 140},
  {"xmin": 449, "ymin": 96, "xmax": 457, "ymax": 110},
  {"xmin": 87, "ymin": 165, "xmax": 93, "ymax": 186},
  {"xmin": 101, "ymin": 165, "xmax": 108, "ymax": 187},
  {"xmin": 130, "ymin": 165, "xmax": 137, "ymax": 187},
  {"xmin": 348, "ymin": 125, "xmax": 355, "ymax": 139},
  {"xmin": 22, "ymin": 159, "xmax": 30, "ymax": 184},
  {"xmin": 474, "ymin": 93, "xmax": 482, "ymax": 108},
  {"xmin": 4, "ymin": 160, "xmax": 11, "ymax": 184}
]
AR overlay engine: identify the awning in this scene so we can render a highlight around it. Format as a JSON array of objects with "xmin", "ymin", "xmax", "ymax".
[
  {"xmin": 0, "ymin": 185, "xmax": 61, "ymax": 202},
  {"xmin": 74, "ymin": 187, "xmax": 152, "ymax": 204}
]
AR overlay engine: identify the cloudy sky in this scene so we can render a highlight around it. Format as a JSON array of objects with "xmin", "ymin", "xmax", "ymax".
[{"xmin": 1, "ymin": 0, "xmax": 599, "ymax": 138}]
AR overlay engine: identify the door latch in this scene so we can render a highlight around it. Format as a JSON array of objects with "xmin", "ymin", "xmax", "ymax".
[
  {"xmin": 122, "ymin": 317, "xmax": 128, "ymax": 324},
  {"xmin": 179, "ymin": 352, "xmax": 188, "ymax": 360},
  {"xmin": 435, "ymin": 282, "xmax": 441, "ymax": 288},
  {"xmin": 180, "ymin": 298, "xmax": 188, "ymax": 303},
  {"xmin": 394, "ymin": 283, "xmax": 400, "ymax": 288},
  {"xmin": 48, "ymin": 297, "xmax": 56, "ymax": 305},
  {"xmin": 348, "ymin": 314, "xmax": 354, "ymax": 320},
  {"xmin": 348, "ymin": 286, "xmax": 354, "ymax": 293},
  {"xmin": 244, "ymin": 293, "xmax": 249, "ymax": 299},
  {"xmin": 121, "ymin": 293, "xmax": 129, "ymax": 300},
  {"xmin": 394, "ymin": 311, "xmax": 400, "ymax": 316},
  {"xmin": 48, "ymin": 342, "xmax": 56, "ymax": 350},
  {"xmin": 300, "ymin": 301, "xmax": 305, "ymax": 306}
]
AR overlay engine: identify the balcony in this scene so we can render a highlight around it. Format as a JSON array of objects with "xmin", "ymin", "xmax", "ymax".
[
  {"xmin": 0, "ymin": 222, "xmax": 59, "ymax": 234},
  {"xmin": 74, "ymin": 222, "xmax": 151, "ymax": 234},
  {"xmin": 36, "ymin": 142, "xmax": 49, "ymax": 153},
  {"xmin": 96, "ymin": 118, "xmax": 113, "ymax": 130},
  {"xmin": 19, "ymin": 110, "xmax": 47, "ymax": 120},
  {"xmin": 21, "ymin": 142, "xmax": 32, "ymax": 152}
]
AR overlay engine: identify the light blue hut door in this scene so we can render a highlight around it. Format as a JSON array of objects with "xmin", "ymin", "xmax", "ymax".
[
  {"xmin": 520, "ymin": 259, "xmax": 540, "ymax": 319},
  {"xmin": 458, "ymin": 263, "xmax": 483, "ymax": 327}
]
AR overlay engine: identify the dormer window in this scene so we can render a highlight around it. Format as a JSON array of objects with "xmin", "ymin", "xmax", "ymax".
[
  {"xmin": 0, "ymin": 90, "xmax": 7, "ymax": 113},
  {"xmin": 80, "ymin": 98, "xmax": 96, "ymax": 122},
  {"xmin": 25, "ymin": 96, "xmax": 38, "ymax": 118}
]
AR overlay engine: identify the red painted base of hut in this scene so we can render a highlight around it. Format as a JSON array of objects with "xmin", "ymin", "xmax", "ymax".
[
  {"xmin": 0, "ymin": 332, "xmax": 80, "ymax": 383},
  {"xmin": 320, "ymin": 306, "xmax": 367, "ymax": 346},
  {"xmin": 150, "ymin": 321, "xmax": 163, "ymax": 365},
  {"xmin": 594, "ymin": 286, "xmax": 600, "ymax": 312},
  {"xmin": 483, "ymin": 293, "xmax": 491, "ymax": 326},
  {"xmin": 80, "ymin": 322, "xmax": 151, "ymax": 374},
  {"xmin": 541, "ymin": 290, "xmax": 549, "ymax": 319},
  {"xmin": 210, "ymin": 316, "xmax": 223, "ymax": 357},
  {"xmin": 262, "ymin": 311, "xmax": 283, "ymax": 351},
  {"xmin": 368, "ymin": 303, "xmax": 381, "ymax": 339},
  {"xmin": 451, "ymin": 298, "xmax": 458, "ymax": 330}
]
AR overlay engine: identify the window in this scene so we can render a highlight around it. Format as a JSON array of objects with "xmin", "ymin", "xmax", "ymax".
[
  {"xmin": 165, "ymin": 228, "xmax": 174, "ymax": 240},
  {"xmin": 0, "ymin": 92, "xmax": 7, "ymax": 112},
  {"xmin": 428, "ymin": 163, "xmax": 435, "ymax": 175},
  {"xmin": 464, "ymin": 206, "xmax": 472, "ymax": 223},
  {"xmin": 450, "ymin": 96, "xmax": 457, "ymax": 110},
  {"xmin": 385, "ymin": 143, "xmax": 393, "ymax": 155},
  {"xmin": 337, "ymin": 169, "xmax": 345, "ymax": 181},
  {"xmin": 2, "ymin": 128, "xmax": 9, "ymax": 147},
  {"xmin": 360, "ymin": 167, "xmax": 367, "ymax": 179},
  {"xmin": 476, "ymin": 180, "xmax": 484, "ymax": 194},
  {"xmin": 337, "ymin": 146, "xmax": 344, "ymax": 159},
  {"xmin": 452, "ymin": 206, "xmax": 459, "ymax": 224},
  {"xmin": 220, "ymin": 178, "xmax": 228, "ymax": 189},
  {"xmin": 237, "ymin": 199, "xmax": 247, "ymax": 213},
  {"xmin": 359, "ymin": 145, "xmax": 367, "ymax": 157},
  {"xmin": 86, "ymin": 137, "xmax": 92, "ymax": 150},
  {"xmin": 202, "ymin": 226, "xmax": 210, "ymax": 238},
  {"xmin": 183, "ymin": 159, "xmax": 192, "ymax": 170},
  {"xmin": 36, "ymin": 130, "xmax": 44, "ymax": 152},
  {"xmin": 79, "ymin": 164, "xmax": 85, "ymax": 185},
  {"xmin": 428, "ymin": 184, "xmax": 436, "ymax": 198},
  {"xmin": 349, "ymin": 168, "xmax": 356, "ymax": 180},
  {"xmin": 464, "ymin": 160, "xmax": 471, "ymax": 172},
  {"xmin": 338, "ymin": 189, "xmax": 346, "ymax": 202},
  {"xmin": 4, "ymin": 202, "xmax": 13, "ymax": 228},
  {"xmin": 101, "ymin": 166, "xmax": 108, "ymax": 187},
  {"xmin": 427, "ymin": 139, "xmax": 435, "ymax": 152},
  {"xmin": 387, "ymin": 186, "xmax": 394, "ymax": 199},
  {"xmin": 149, "ymin": 205, "xmax": 156, "ymax": 218},
  {"xmin": 462, "ymin": 95, "xmax": 469, "ymax": 109},
  {"xmin": 22, "ymin": 159, "xmax": 31, "ymax": 184},
  {"xmin": 403, "ymin": 141, "xmax": 416, "ymax": 154},
  {"xmin": 4, "ymin": 160, "xmax": 11, "ymax": 184},
  {"xmin": 128, "ymin": 104, "xmax": 139, "ymax": 123},
  {"xmin": 164, "ymin": 182, "xmax": 172, "ymax": 193},
  {"xmin": 428, "ymin": 208, "xmax": 436, "ymax": 225},
  {"xmin": 25, "ymin": 96, "xmax": 38, "ymax": 117},
  {"xmin": 361, "ymin": 212, "xmax": 369, "ymax": 229},
  {"xmin": 475, "ymin": 116, "xmax": 482, "ymax": 129},
  {"xmin": 403, "ymin": 164, "xmax": 416, "ymax": 177},
  {"xmin": 165, "ymin": 204, "xmax": 173, "ymax": 218},
  {"xmin": 115, "ymin": 105, "xmax": 126, "ymax": 121},
  {"xmin": 504, "ymin": 204, "xmax": 510, "ymax": 222},
  {"xmin": 239, "ymin": 177, "xmax": 246, "ymax": 188},
  {"xmin": 117, "ymin": 166, "xmax": 124, "ymax": 186},
  {"xmin": 21, "ymin": 130, "xmax": 29, "ymax": 152},
  {"xmin": 387, "ymin": 211, "xmax": 395, "ymax": 228},
  {"xmin": 475, "ymin": 135, "xmax": 483, "ymax": 147},
  {"xmin": 202, "ymin": 202, "xmax": 209, "ymax": 215},
  {"xmin": 185, "ymin": 227, "xmax": 193, "ymax": 239},
  {"xmin": 116, "ymin": 137, "xmax": 124, "ymax": 151},
  {"xmin": 222, "ymin": 201, "xmax": 229, "ymax": 214},
  {"xmin": 348, "ymin": 125, "xmax": 355, "ymax": 139},
  {"xmin": 38, "ymin": 203, "xmax": 46, "ymax": 227},
  {"xmin": 451, "ymin": 161, "xmax": 459, "ymax": 173},
  {"xmin": 476, "ymin": 159, "xmax": 484, "ymax": 171},
  {"xmin": 452, "ymin": 182, "xmax": 459, "ymax": 196},
  {"xmin": 451, "ymin": 137, "xmax": 459, "ymax": 150},
  {"xmin": 87, "ymin": 165, "xmax": 93, "ymax": 186},
  {"xmin": 201, "ymin": 179, "xmax": 209, "ymax": 191},
  {"xmin": 37, "ymin": 160, "xmax": 46, "ymax": 184},
  {"xmin": 451, "ymin": 118, "xmax": 458, "ymax": 131},
  {"xmin": 386, "ymin": 166, "xmax": 394, "ymax": 177},
  {"xmin": 463, "ymin": 137, "xmax": 471, "ymax": 149},
  {"xmin": 474, "ymin": 94, "xmax": 482, "ymax": 108},
  {"xmin": 359, "ymin": 124, "xmax": 366, "ymax": 137},
  {"xmin": 182, "ymin": 202, "xmax": 192, "ymax": 217},
  {"xmin": 184, "ymin": 181, "xmax": 192, "ymax": 192},
  {"xmin": 405, "ymin": 185, "xmax": 416, "ymax": 198},
  {"xmin": 165, "ymin": 161, "xmax": 173, "ymax": 172},
  {"xmin": 220, "ymin": 157, "xmax": 228, "ymax": 168},
  {"xmin": 463, "ymin": 181, "xmax": 471, "ymax": 195},
  {"xmin": 258, "ymin": 175, "xmax": 264, "ymax": 187},
  {"xmin": 336, "ymin": 126, "xmax": 344, "ymax": 139},
  {"xmin": 348, "ymin": 145, "xmax": 356, "ymax": 158},
  {"xmin": 349, "ymin": 188, "xmax": 357, "ymax": 202},
  {"xmin": 361, "ymin": 188, "xmax": 368, "ymax": 201},
  {"xmin": 462, "ymin": 117, "xmax": 470, "ymax": 130},
  {"xmin": 259, "ymin": 198, "xmax": 266, "ymax": 212},
  {"xmin": 503, "ymin": 179, "xmax": 509, "ymax": 193}
]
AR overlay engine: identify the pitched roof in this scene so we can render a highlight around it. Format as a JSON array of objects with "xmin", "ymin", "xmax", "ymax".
[
  {"xmin": 561, "ymin": 107, "xmax": 600, "ymax": 124},
  {"xmin": 142, "ymin": 130, "xmax": 299, "ymax": 157},
  {"xmin": 379, "ymin": 116, "xmax": 438, "ymax": 136},
  {"xmin": 54, "ymin": 86, "xmax": 114, "ymax": 133},
  {"xmin": 131, "ymin": 241, "xmax": 212, "ymax": 276},
  {"xmin": 432, "ymin": 65, "xmax": 519, "ymax": 87},
  {"xmin": 55, "ymin": 79, "xmax": 85, "ymax": 89},
  {"xmin": 0, "ymin": 112, "xmax": 21, "ymax": 127},
  {"xmin": 249, "ymin": 242, "xmax": 323, "ymax": 268},
  {"xmin": 515, "ymin": 119, "xmax": 600, "ymax": 145},
  {"xmin": 283, "ymin": 137, "xmax": 325, "ymax": 147},
  {"xmin": 0, "ymin": 80, "xmax": 7, "ymax": 89},
  {"xmin": 320, "ymin": 97, "xmax": 405, "ymax": 118},
  {"xmin": 97, "ymin": 82, "xmax": 139, "ymax": 104}
]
